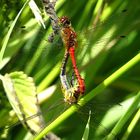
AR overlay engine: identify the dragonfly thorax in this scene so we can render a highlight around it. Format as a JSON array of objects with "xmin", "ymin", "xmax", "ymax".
[{"xmin": 60, "ymin": 27, "xmax": 77, "ymax": 49}]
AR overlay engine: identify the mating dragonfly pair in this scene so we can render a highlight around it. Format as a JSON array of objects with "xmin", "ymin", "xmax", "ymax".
[
  {"xmin": 43, "ymin": 0, "xmax": 85, "ymax": 104},
  {"xmin": 59, "ymin": 16, "xmax": 85, "ymax": 104}
]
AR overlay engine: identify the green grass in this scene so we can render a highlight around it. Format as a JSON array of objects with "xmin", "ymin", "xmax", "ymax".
[{"xmin": 0, "ymin": 0, "xmax": 140, "ymax": 140}]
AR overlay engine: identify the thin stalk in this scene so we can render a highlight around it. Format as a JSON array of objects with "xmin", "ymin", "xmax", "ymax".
[{"xmin": 121, "ymin": 108, "xmax": 140, "ymax": 140}]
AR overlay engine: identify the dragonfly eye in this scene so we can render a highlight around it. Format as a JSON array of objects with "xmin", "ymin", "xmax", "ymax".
[{"xmin": 60, "ymin": 16, "xmax": 71, "ymax": 27}]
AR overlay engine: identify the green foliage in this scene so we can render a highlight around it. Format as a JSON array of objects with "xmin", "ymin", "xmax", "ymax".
[
  {"xmin": 0, "ymin": 71, "xmax": 45, "ymax": 139},
  {"xmin": 82, "ymin": 110, "xmax": 91, "ymax": 140},
  {"xmin": 0, "ymin": 0, "xmax": 140, "ymax": 140}
]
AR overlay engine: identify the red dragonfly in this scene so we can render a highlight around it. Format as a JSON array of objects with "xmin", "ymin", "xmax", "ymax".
[{"xmin": 59, "ymin": 16, "xmax": 85, "ymax": 104}]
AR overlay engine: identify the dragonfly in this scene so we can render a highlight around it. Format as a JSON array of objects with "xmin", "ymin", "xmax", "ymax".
[{"xmin": 59, "ymin": 16, "xmax": 85, "ymax": 104}]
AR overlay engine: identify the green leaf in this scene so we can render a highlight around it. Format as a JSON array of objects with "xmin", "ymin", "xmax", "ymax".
[{"xmin": 0, "ymin": 71, "xmax": 45, "ymax": 134}]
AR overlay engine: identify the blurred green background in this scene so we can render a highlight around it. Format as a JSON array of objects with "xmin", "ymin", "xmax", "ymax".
[{"xmin": 0, "ymin": 0, "xmax": 140, "ymax": 140}]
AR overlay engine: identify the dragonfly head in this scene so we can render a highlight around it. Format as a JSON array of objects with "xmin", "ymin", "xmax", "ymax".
[
  {"xmin": 59, "ymin": 16, "xmax": 71, "ymax": 28},
  {"xmin": 63, "ymin": 88, "xmax": 80, "ymax": 104}
]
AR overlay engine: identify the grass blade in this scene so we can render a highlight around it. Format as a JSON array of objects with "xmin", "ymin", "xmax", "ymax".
[{"xmin": 0, "ymin": 0, "xmax": 29, "ymax": 69}]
